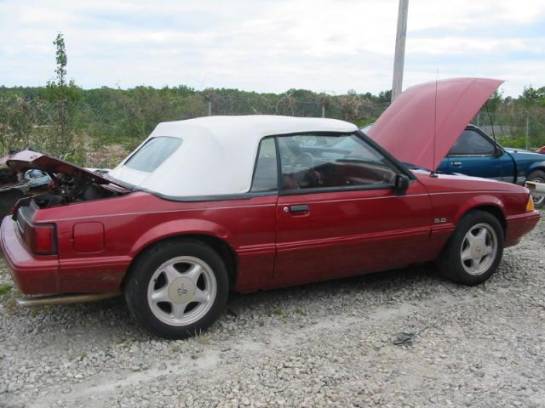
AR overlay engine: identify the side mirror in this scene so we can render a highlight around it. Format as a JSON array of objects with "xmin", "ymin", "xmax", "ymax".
[{"xmin": 393, "ymin": 174, "xmax": 410, "ymax": 195}]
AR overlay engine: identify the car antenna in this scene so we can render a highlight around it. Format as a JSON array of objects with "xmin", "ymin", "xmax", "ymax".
[
  {"xmin": 485, "ymin": 101, "xmax": 497, "ymax": 142},
  {"xmin": 430, "ymin": 75, "xmax": 439, "ymax": 178}
]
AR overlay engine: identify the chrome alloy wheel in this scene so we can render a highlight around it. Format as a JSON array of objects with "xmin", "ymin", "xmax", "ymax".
[
  {"xmin": 147, "ymin": 256, "xmax": 217, "ymax": 326},
  {"xmin": 460, "ymin": 223, "xmax": 498, "ymax": 276}
]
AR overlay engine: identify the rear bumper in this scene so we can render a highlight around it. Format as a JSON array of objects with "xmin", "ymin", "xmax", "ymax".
[
  {"xmin": 0, "ymin": 216, "xmax": 59, "ymax": 295},
  {"xmin": 505, "ymin": 210, "xmax": 540, "ymax": 247}
]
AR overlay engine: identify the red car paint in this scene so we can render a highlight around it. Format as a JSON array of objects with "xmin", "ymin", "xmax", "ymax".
[
  {"xmin": 369, "ymin": 78, "xmax": 503, "ymax": 170},
  {"xmin": 0, "ymin": 78, "xmax": 540, "ymax": 299},
  {"xmin": 1, "ymin": 172, "xmax": 538, "ymax": 296},
  {"xmin": 7, "ymin": 150, "xmax": 119, "ymax": 187}
]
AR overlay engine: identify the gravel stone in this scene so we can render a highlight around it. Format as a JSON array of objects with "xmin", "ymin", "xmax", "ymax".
[{"xmin": 1, "ymin": 218, "xmax": 545, "ymax": 407}]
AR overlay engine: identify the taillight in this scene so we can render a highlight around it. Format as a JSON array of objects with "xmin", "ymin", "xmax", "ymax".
[{"xmin": 30, "ymin": 223, "xmax": 57, "ymax": 255}]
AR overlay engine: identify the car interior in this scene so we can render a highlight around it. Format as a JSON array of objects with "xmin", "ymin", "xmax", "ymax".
[
  {"xmin": 278, "ymin": 136, "xmax": 396, "ymax": 190},
  {"xmin": 251, "ymin": 134, "xmax": 397, "ymax": 192}
]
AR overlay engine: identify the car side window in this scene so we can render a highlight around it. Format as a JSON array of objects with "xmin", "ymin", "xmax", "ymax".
[
  {"xmin": 251, "ymin": 138, "xmax": 278, "ymax": 192},
  {"xmin": 277, "ymin": 133, "xmax": 397, "ymax": 191},
  {"xmin": 449, "ymin": 130, "xmax": 496, "ymax": 156}
]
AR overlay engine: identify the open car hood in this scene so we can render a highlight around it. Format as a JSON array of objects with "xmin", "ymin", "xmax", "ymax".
[
  {"xmin": 6, "ymin": 150, "xmax": 126, "ymax": 188},
  {"xmin": 367, "ymin": 78, "xmax": 503, "ymax": 170}
]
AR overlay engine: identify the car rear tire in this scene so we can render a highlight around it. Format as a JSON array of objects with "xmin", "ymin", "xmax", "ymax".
[
  {"xmin": 527, "ymin": 170, "xmax": 545, "ymax": 208},
  {"xmin": 437, "ymin": 210, "xmax": 504, "ymax": 286},
  {"xmin": 125, "ymin": 240, "xmax": 229, "ymax": 339}
]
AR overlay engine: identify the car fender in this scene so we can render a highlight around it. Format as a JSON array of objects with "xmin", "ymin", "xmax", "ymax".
[
  {"xmin": 526, "ymin": 161, "xmax": 545, "ymax": 177},
  {"xmin": 452, "ymin": 194, "xmax": 506, "ymax": 225},
  {"xmin": 129, "ymin": 218, "xmax": 232, "ymax": 257}
]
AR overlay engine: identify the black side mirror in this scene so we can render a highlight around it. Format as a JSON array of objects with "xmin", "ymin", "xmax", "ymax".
[
  {"xmin": 494, "ymin": 147, "xmax": 504, "ymax": 158},
  {"xmin": 393, "ymin": 174, "xmax": 410, "ymax": 195}
]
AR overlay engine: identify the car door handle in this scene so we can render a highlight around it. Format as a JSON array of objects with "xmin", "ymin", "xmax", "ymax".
[
  {"xmin": 451, "ymin": 161, "xmax": 462, "ymax": 168},
  {"xmin": 283, "ymin": 204, "xmax": 310, "ymax": 215}
]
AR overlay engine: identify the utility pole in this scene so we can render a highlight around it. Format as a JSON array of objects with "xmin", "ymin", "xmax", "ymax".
[
  {"xmin": 319, "ymin": 94, "xmax": 328, "ymax": 118},
  {"xmin": 392, "ymin": 0, "xmax": 409, "ymax": 102},
  {"xmin": 526, "ymin": 113, "xmax": 530, "ymax": 150},
  {"xmin": 204, "ymin": 90, "xmax": 213, "ymax": 116}
]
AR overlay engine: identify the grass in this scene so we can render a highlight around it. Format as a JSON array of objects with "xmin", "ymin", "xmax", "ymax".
[{"xmin": 0, "ymin": 283, "xmax": 12, "ymax": 296}]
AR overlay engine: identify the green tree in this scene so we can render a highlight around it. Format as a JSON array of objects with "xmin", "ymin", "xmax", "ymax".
[
  {"xmin": 0, "ymin": 94, "xmax": 33, "ymax": 155},
  {"xmin": 42, "ymin": 33, "xmax": 81, "ymax": 160}
]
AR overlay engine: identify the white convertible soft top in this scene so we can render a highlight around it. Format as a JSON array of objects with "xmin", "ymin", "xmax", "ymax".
[{"xmin": 108, "ymin": 115, "xmax": 357, "ymax": 198}]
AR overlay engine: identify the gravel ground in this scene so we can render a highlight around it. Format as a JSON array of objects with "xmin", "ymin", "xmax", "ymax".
[{"xmin": 1, "ymin": 218, "xmax": 545, "ymax": 408}]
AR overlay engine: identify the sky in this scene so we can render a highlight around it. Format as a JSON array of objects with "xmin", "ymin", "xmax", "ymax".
[{"xmin": 1, "ymin": 0, "xmax": 544, "ymax": 97}]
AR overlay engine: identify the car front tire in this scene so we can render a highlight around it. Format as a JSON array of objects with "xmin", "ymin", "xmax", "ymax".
[
  {"xmin": 125, "ymin": 240, "xmax": 229, "ymax": 339},
  {"xmin": 438, "ymin": 210, "xmax": 504, "ymax": 286}
]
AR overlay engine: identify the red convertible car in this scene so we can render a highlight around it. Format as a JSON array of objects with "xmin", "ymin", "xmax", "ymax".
[{"xmin": 0, "ymin": 78, "xmax": 539, "ymax": 339}]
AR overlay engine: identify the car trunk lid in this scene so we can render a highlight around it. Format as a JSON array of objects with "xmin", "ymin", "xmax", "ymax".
[{"xmin": 6, "ymin": 150, "xmax": 128, "ymax": 190}]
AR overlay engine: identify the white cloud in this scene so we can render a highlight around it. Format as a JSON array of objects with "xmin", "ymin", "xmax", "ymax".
[{"xmin": 0, "ymin": 0, "xmax": 544, "ymax": 95}]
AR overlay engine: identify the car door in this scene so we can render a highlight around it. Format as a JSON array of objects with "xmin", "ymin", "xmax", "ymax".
[
  {"xmin": 440, "ymin": 127, "xmax": 515, "ymax": 182},
  {"xmin": 273, "ymin": 132, "xmax": 433, "ymax": 287}
]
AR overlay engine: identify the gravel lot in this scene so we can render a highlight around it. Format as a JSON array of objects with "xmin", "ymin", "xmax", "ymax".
[{"xmin": 1, "ymin": 217, "xmax": 545, "ymax": 408}]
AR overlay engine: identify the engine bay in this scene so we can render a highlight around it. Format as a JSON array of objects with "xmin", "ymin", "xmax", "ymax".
[{"xmin": 31, "ymin": 172, "xmax": 125, "ymax": 209}]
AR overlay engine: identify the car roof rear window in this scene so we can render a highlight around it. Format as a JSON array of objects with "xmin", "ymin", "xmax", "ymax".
[{"xmin": 124, "ymin": 137, "xmax": 182, "ymax": 172}]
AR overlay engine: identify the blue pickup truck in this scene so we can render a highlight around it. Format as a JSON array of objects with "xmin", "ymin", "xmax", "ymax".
[{"xmin": 435, "ymin": 125, "xmax": 545, "ymax": 206}]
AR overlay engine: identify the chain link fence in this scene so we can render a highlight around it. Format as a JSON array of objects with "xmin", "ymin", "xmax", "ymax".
[
  {"xmin": 476, "ymin": 107, "xmax": 545, "ymax": 150},
  {"xmin": 1, "ymin": 87, "xmax": 544, "ymax": 167}
]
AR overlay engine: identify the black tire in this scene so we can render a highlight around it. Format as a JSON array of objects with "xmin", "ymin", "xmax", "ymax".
[
  {"xmin": 527, "ymin": 170, "xmax": 545, "ymax": 208},
  {"xmin": 124, "ymin": 239, "xmax": 229, "ymax": 339},
  {"xmin": 437, "ymin": 210, "xmax": 504, "ymax": 285}
]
